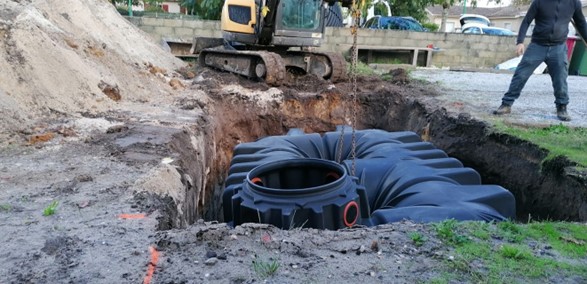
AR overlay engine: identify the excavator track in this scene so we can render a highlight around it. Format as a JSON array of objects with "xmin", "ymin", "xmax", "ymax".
[
  {"xmin": 321, "ymin": 51, "xmax": 348, "ymax": 82},
  {"xmin": 199, "ymin": 49, "xmax": 287, "ymax": 86},
  {"xmin": 284, "ymin": 51, "xmax": 348, "ymax": 83}
]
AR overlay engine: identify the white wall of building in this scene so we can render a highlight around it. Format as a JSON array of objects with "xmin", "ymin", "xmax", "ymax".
[{"xmin": 162, "ymin": 2, "xmax": 181, "ymax": 13}]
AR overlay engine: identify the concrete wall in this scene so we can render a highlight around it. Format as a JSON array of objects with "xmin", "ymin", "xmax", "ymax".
[
  {"xmin": 127, "ymin": 16, "xmax": 525, "ymax": 68},
  {"xmin": 323, "ymin": 27, "xmax": 522, "ymax": 68},
  {"xmin": 126, "ymin": 16, "xmax": 222, "ymax": 43}
]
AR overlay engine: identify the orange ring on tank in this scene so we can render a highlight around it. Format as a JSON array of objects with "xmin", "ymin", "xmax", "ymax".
[
  {"xmin": 251, "ymin": 177, "xmax": 264, "ymax": 186},
  {"xmin": 325, "ymin": 171, "xmax": 341, "ymax": 181},
  {"xmin": 343, "ymin": 201, "xmax": 359, "ymax": 227}
]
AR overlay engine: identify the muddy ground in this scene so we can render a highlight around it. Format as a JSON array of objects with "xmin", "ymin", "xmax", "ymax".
[
  {"xmin": 1, "ymin": 69, "xmax": 586, "ymax": 283},
  {"xmin": 1, "ymin": 1, "xmax": 586, "ymax": 283}
]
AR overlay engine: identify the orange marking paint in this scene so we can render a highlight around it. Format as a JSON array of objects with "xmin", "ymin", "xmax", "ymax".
[
  {"xmin": 143, "ymin": 246, "xmax": 160, "ymax": 284},
  {"xmin": 118, "ymin": 213, "xmax": 146, "ymax": 219}
]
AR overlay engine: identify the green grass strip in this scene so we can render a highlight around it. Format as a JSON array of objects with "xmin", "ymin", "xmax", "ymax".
[
  {"xmin": 492, "ymin": 123, "xmax": 587, "ymax": 166},
  {"xmin": 434, "ymin": 220, "xmax": 587, "ymax": 283}
]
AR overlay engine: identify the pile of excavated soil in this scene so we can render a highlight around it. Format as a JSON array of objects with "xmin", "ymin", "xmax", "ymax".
[{"xmin": 0, "ymin": 0, "xmax": 186, "ymax": 138}]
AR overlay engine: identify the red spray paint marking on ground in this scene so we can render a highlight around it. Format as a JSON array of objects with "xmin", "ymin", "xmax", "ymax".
[
  {"xmin": 118, "ymin": 213, "xmax": 146, "ymax": 219},
  {"xmin": 143, "ymin": 246, "xmax": 160, "ymax": 284}
]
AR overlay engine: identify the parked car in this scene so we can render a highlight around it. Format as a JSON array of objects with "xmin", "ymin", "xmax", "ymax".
[
  {"xmin": 362, "ymin": 15, "xmax": 427, "ymax": 32},
  {"xmin": 459, "ymin": 14, "xmax": 491, "ymax": 27},
  {"xmin": 462, "ymin": 23, "xmax": 515, "ymax": 36}
]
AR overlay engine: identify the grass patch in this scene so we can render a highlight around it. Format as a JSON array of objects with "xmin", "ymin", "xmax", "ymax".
[
  {"xmin": 252, "ymin": 257, "xmax": 279, "ymax": 279},
  {"xmin": 409, "ymin": 231, "xmax": 427, "ymax": 247},
  {"xmin": 435, "ymin": 220, "xmax": 587, "ymax": 283},
  {"xmin": 492, "ymin": 122, "xmax": 587, "ymax": 166},
  {"xmin": 496, "ymin": 220, "xmax": 525, "ymax": 243},
  {"xmin": 427, "ymin": 273, "xmax": 454, "ymax": 284},
  {"xmin": 526, "ymin": 222, "xmax": 587, "ymax": 257},
  {"xmin": 434, "ymin": 219, "xmax": 469, "ymax": 246},
  {"xmin": 0, "ymin": 203, "xmax": 12, "ymax": 212},
  {"xmin": 499, "ymin": 244, "xmax": 532, "ymax": 260},
  {"xmin": 463, "ymin": 221, "xmax": 491, "ymax": 240},
  {"xmin": 43, "ymin": 200, "xmax": 59, "ymax": 216},
  {"xmin": 351, "ymin": 61, "xmax": 376, "ymax": 76}
]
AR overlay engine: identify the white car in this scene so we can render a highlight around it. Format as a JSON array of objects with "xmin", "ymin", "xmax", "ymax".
[
  {"xmin": 459, "ymin": 14, "xmax": 491, "ymax": 27},
  {"xmin": 462, "ymin": 23, "xmax": 515, "ymax": 36}
]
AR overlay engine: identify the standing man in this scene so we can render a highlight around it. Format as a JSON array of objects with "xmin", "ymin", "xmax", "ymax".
[{"xmin": 493, "ymin": 0, "xmax": 587, "ymax": 121}]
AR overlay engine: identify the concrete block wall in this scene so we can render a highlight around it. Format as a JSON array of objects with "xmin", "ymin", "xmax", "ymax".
[
  {"xmin": 322, "ymin": 27, "xmax": 526, "ymax": 68},
  {"xmin": 127, "ymin": 16, "xmax": 527, "ymax": 68},
  {"xmin": 126, "ymin": 16, "xmax": 222, "ymax": 43}
]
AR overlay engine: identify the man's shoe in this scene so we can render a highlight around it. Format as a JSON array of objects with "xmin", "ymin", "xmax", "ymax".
[
  {"xmin": 556, "ymin": 105, "xmax": 571, "ymax": 121},
  {"xmin": 493, "ymin": 104, "xmax": 511, "ymax": 115}
]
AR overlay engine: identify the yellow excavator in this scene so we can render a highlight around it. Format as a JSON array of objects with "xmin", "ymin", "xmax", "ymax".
[{"xmin": 197, "ymin": 0, "xmax": 352, "ymax": 85}]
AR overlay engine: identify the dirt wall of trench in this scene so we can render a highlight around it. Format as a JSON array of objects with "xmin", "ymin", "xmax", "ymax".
[{"xmin": 157, "ymin": 72, "xmax": 587, "ymax": 228}]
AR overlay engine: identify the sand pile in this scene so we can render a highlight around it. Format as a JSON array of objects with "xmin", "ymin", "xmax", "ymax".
[{"xmin": 0, "ymin": 0, "xmax": 186, "ymax": 134}]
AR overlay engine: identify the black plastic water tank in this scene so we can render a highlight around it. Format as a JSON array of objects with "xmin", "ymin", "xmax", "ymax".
[
  {"xmin": 223, "ymin": 127, "xmax": 516, "ymax": 229},
  {"xmin": 231, "ymin": 158, "xmax": 369, "ymax": 230}
]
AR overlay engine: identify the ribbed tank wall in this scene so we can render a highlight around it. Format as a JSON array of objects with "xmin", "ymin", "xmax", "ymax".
[{"xmin": 223, "ymin": 127, "xmax": 516, "ymax": 229}]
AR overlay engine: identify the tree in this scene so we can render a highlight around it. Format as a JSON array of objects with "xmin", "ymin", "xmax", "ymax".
[
  {"xmin": 435, "ymin": 0, "xmax": 459, "ymax": 32},
  {"xmin": 367, "ymin": 0, "xmax": 502, "ymax": 32},
  {"xmin": 180, "ymin": 0, "xmax": 222, "ymax": 20},
  {"xmin": 430, "ymin": 0, "xmax": 501, "ymax": 32},
  {"xmin": 180, "ymin": 0, "xmax": 197, "ymax": 15},
  {"xmin": 199, "ymin": 0, "xmax": 223, "ymax": 20},
  {"xmin": 110, "ymin": 0, "xmax": 163, "ymax": 9},
  {"xmin": 357, "ymin": 0, "xmax": 429, "ymax": 23},
  {"xmin": 387, "ymin": 0, "xmax": 434, "ymax": 23},
  {"xmin": 111, "ymin": 0, "xmax": 141, "ymax": 5},
  {"xmin": 144, "ymin": 0, "xmax": 164, "ymax": 6}
]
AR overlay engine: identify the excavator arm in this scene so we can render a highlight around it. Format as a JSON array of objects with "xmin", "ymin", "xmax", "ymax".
[{"xmin": 256, "ymin": 0, "xmax": 280, "ymax": 45}]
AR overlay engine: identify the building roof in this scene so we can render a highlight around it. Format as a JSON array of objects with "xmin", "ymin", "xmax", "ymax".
[{"xmin": 427, "ymin": 1, "xmax": 587, "ymax": 18}]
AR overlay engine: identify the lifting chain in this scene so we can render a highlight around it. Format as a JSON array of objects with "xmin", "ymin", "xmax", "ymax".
[{"xmin": 336, "ymin": 0, "xmax": 359, "ymax": 177}]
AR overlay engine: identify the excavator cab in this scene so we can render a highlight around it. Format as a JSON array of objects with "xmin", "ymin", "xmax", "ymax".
[
  {"xmin": 221, "ymin": 0, "xmax": 326, "ymax": 47},
  {"xmin": 276, "ymin": 0, "xmax": 324, "ymax": 43},
  {"xmin": 280, "ymin": 0, "xmax": 322, "ymax": 30}
]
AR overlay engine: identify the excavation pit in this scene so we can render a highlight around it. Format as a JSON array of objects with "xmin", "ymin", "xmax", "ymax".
[
  {"xmin": 3, "ymin": 1, "xmax": 586, "ymax": 281},
  {"xmin": 153, "ymin": 72, "xmax": 587, "ymax": 229}
]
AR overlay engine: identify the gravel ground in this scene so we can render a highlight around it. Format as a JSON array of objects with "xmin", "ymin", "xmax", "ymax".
[{"xmin": 411, "ymin": 69, "xmax": 587, "ymax": 128}]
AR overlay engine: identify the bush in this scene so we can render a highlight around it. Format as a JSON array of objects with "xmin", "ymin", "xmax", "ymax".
[
  {"xmin": 145, "ymin": 6, "xmax": 165, "ymax": 13},
  {"xmin": 422, "ymin": 22, "xmax": 439, "ymax": 32},
  {"xmin": 116, "ymin": 6, "xmax": 130, "ymax": 15}
]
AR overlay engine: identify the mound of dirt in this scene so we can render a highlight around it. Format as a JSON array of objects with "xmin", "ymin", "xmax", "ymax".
[
  {"xmin": 0, "ymin": 0, "xmax": 186, "ymax": 135},
  {"xmin": 387, "ymin": 68, "xmax": 410, "ymax": 85}
]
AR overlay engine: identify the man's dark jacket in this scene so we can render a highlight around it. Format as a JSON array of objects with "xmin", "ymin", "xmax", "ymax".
[{"xmin": 517, "ymin": 0, "xmax": 587, "ymax": 45}]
